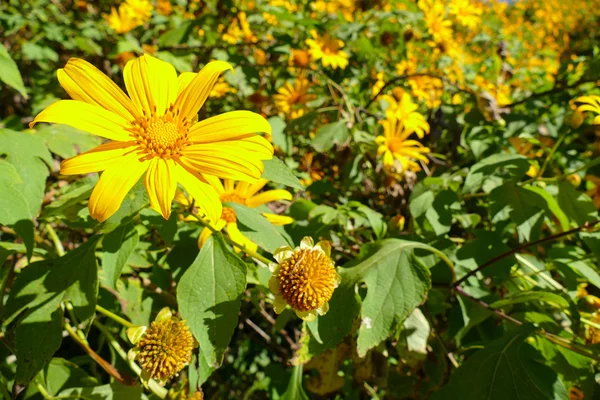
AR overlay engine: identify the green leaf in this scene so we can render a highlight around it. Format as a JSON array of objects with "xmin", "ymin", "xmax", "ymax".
[
  {"xmin": 490, "ymin": 291, "xmax": 569, "ymax": 309},
  {"xmin": 0, "ymin": 43, "xmax": 27, "ymax": 97},
  {"xmin": 397, "ymin": 308, "xmax": 430, "ymax": 365},
  {"xmin": 280, "ymin": 364, "xmax": 310, "ymax": 400},
  {"xmin": 489, "ymin": 182, "xmax": 548, "ymax": 242},
  {"xmin": 0, "ymin": 129, "xmax": 52, "ymax": 216},
  {"xmin": 0, "ymin": 160, "xmax": 34, "ymax": 257},
  {"xmin": 177, "ymin": 235, "xmax": 247, "ymax": 385},
  {"xmin": 57, "ymin": 382, "xmax": 143, "ymax": 400},
  {"xmin": 33, "ymin": 124, "xmax": 102, "ymax": 159},
  {"xmin": 102, "ymin": 223, "xmax": 139, "ymax": 289},
  {"xmin": 269, "ymin": 116, "xmax": 290, "ymax": 154},
  {"xmin": 42, "ymin": 177, "xmax": 96, "ymax": 219},
  {"xmin": 432, "ymin": 325, "xmax": 568, "ymax": 400},
  {"xmin": 523, "ymin": 185, "xmax": 570, "ymax": 232},
  {"xmin": 454, "ymin": 230, "xmax": 514, "ymax": 281},
  {"xmin": 261, "ymin": 157, "xmax": 304, "ymax": 190},
  {"xmin": 463, "ymin": 153, "xmax": 529, "ymax": 194},
  {"xmin": 227, "ymin": 203, "xmax": 290, "ymax": 252},
  {"xmin": 557, "ymin": 181, "xmax": 597, "ymax": 226},
  {"xmin": 312, "ymin": 121, "xmax": 349, "ymax": 152},
  {"xmin": 158, "ymin": 20, "xmax": 194, "ymax": 47},
  {"xmin": 410, "ymin": 190, "xmax": 460, "ymax": 236},
  {"xmin": 3, "ymin": 236, "xmax": 101, "ymax": 384},
  {"xmin": 350, "ymin": 240, "xmax": 432, "ymax": 356},
  {"xmin": 41, "ymin": 358, "xmax": 98, "ymax": 396}
]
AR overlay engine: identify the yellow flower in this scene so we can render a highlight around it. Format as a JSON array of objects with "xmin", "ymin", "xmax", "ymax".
[
  {"xmin": 574, "ymin": 95, "xmax": 600, "ymax": 125},
  {"xmin": 222, "ymin": 12, "xmax": 257, "ymax": 44},
  {"xmin": 127, "ymin": 308, "xmax": 197, "ymax": 385},
  {"xmin": 371, "ymin": 71, "xmax": 385, "ymax": 98},
  {"xmin": 209, "ymin": 77, "xmax": 236, "ymax": 98},
  {"xmin": 274, "ymin": 76, "xmax": 316, "ymax": 119},
  {"xmin": 376, "ymin": 115, "xmax": 431, "ymax": 171},
  {"xmin": 381, "ymin": 92, "xmax": 430, "ymax": 138},
  {"xmin": 289, "ymin": 49, "xmax": 311, "ymax": 68},
  {"xmin": 104, "ymin": 5, "xmax": 139, "ymax": 34},
  {"xmin": 31, "ymin": 55, "xmax": 273, "ymax": 223},
  {"xmin": 262, "ymin": 12, "xmax": 278, "ymax": 25},
  {"xmin": 198, "ymin": 177, "xmax": 294, "ymax": 253},
  {"xmin": 305, "ymin": 30, "xmax": 349, "ymax": 70},
  {"xmin": 448, "ymin": 0, "xmax": 482, "ymax": 30},
  {"xmin": 156, "ymin": 0, "xmax": 173, "ymax": 16},
  {"xmin": 419, "ymin": 0, "xmax": 453, "ymax": 44},
  {"xmin": 268, "ymin": 237, "xmax": 341, "ymax": 321},
  {"xmin": 254, "ymin": 48, "xmax": 267, "ymax": 65},
  {"xmin": 126, "ymin": 0, "xmax": 153, "ymax": 19}
]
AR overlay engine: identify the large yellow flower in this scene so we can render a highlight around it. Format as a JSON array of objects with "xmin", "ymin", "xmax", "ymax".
[
  {"xmin": 305, "ymin": 30, "xmax": 349, "ymax": 70},
  {"xmin": 274, "ymin": 76, "xmax": 316, "ymax": 119},
  {"xmin": 31, "ymin": 55, "xmax": 273, "ymax": 223},
  {"xmin": 381, "ymin": 91, "xmax": 430, "ymax": 138},
  {"xmin": 575, "ymin": 95, "xmax": 600, "ymax": 125},
  {"xmin": 376, "ymin": 115, "xmax": 431, "ymax": 171},
  {"xmin": 198, "ymin": 177, "xmax": 293, "ymax": 252}
]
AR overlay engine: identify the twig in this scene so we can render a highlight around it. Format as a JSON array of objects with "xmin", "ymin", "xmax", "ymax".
[
  {"xmin": 96, "ymin": 304, "xmax": 134, "ymax": 328},
  {"xmin": 505, "ymin": 77, "xmax": 598, "ymax": 108},
  {"xmin": 244, "ymin": 318, "xmax": 271, "ymax": 343},
  {"xmin": 453, "ymin": 220, "xmax": 600, "ymax": 287},
  {"xmin": 45, "ymin": 224, "xmax": 65, "ymax": 257}
]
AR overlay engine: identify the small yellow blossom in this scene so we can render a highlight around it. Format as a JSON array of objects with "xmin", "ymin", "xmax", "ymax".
[
  {"xmin": 381, "ymin": 92, "xmax": 430, "ymax": 138},
  {"xmin": 274, "ymin": 75, "xmax": 316, "ymax": 119},
  {"xmin": 268, "ymin": 237, "xmax": 341, "ymax": 321},
  {"xmin": 306, "ymin": 30, "xmax": 349, "ymax": 70},
  {"xmin": 376, "ymin": 115, "xmax": 431, "ymax": 172}
]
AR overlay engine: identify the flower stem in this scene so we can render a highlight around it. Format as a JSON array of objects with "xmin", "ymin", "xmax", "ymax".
[
  {"xmin": 93, "ymin": 319, "xmax": 168, "ymax": 399},
  {"xmin": 95, "ymin": 304, "xmax": 135, "ymax": 328},
  {"xmin": 46, "ymin": 224, "xmax": 65, "ymax": 257}
]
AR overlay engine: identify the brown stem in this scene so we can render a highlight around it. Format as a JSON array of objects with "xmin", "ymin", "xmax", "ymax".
[{"xmin": 453, "ymin": 220, "xmax": 599, "ymax": 288}]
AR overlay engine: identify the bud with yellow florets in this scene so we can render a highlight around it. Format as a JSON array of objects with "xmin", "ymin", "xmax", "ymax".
[
  {"xmin": 127, "ymin": 308, "xmax": 197, "ymax": 386},
  {"xmin": 268, "ymin": 237, "xmax": 341, "ymax": 321}
]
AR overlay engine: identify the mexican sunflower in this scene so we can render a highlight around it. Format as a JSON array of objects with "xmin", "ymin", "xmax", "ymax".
[
  {"xmin": 376, "ymin": 115, "xmax": 430, "ymax": 172},
  {"xmin": 197, "ymin": 176, "xmax": 294, "ymax": 253},
  {"xmin": 31, "ymin": 55, "xmax": 273, "ymax": 223}
]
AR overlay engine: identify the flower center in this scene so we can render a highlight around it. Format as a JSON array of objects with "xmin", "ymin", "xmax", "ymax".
[
  {"xmin": 276, "ymin": 248, "xmax": 337, "ymax": 312},
  {"xmin": 220, "ymin": 193, "xmax": 247, "ymax": 223},
  {"xmin": 129, "ymin": 106, "xmax": 191, "ymax": 159},
  {"xmin": 137, "ymin": 318, "xmax": 195, "ymax": 380}
]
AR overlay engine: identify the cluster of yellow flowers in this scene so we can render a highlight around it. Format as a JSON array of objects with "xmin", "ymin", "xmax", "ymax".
[{"xmin": 104, "ymin": 0, "xmax": 153, "ymax": 34}]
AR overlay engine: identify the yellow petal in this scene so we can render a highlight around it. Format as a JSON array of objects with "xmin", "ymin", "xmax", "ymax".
[
  {"xmin": 245, "ymin": 179, "xmax": 269, "ymax": 197},
  {"xmin": 60, "ymin": 141, "xmax": 138, "ymax": 175},
  {"xmin": 198, "ymin": 227, "xmax": 213, "ymax": 248},
  {"xmin": 174, "ymin": 163, "xmax": 222, "ymax": 223},
  {"xmin": 58, "ymin": 58, "xmax": 140, "ymax": 120},
  {"xmin": 124, "ymin": 54, "xmax": 178, "ymax": 117},
  {"xmin": 226, "ymin": 222, "xmax": 258, "ymax": 254},
  {"xmin": 89, "ymin": 154, "xmax": 150, "ymax": 222},
  {"xmin": 262, "ymin": 213, "xmax": 294, "ymax": 226},
  {"xmin": 176, "ymin": 72, "xmax": 196, "ymax": 97},
  {"xmin": 247, "ymin": 190, "xmax": 293, "ymax": 207},
  {"xmin": 175, "ymin": 61, "xmax": 233, "ymax": 121},
  {"xmin": 189, "ymin": 111, "xmax": 272, "ymax": 143},
  {"xmin": 144, "ymin": 158, "xmax": 177, "ymax": 220},
  {"xmin": 201, "ymin": 174, "xmax": 225, "ymax": 194},
  {"xmin": 30, "ymin": 100, "xmax": 132, "ymax": 142},
  {"xmin": 180, "ymin": 137, "xmax": 272, "ymax": 182}
]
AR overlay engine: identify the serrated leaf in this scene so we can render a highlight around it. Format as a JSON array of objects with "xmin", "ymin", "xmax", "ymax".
[
  {"xmin": 0, "ymin": 43, "xmax": 27, "ymax": 97},
  {"xmin": 102, "ymin": 223, "xmax": 139, "ymax": 289},
  {"xmin": 490, "ymin": 291, "xmax": 569, "ymax": 309},
  {"xmin": 432, "ymin": 325, "xmax": 568, "ymax": 400},
  {"xmin": 463, "ymin": 153, "xmax": 529, "ymax": 194},
  {"xmin": 3, "ymin": 236, "xmax": 101, "ymax": 383},
  {"xmin": 312, "ymin": 121, "xmax": 349, "ymax": 152},
  {"xmin": 177, "ymin": 235, "xmax": 246, "ymax": 385},
  {"xmin": 261, "ymin": 157, "xmax": 303, "ymax": 190}
]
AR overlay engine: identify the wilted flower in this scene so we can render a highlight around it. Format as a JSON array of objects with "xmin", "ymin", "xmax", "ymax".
[
  {"xmin": 268, "ymin": 237, "xmax": 341, "ymax": 321},
  {"xmin": 127, "ymin": 308, "xmax": 197, "ymax": 385}
]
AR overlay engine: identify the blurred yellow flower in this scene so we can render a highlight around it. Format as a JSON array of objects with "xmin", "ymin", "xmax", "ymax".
[
  {"xmin": 31, "ymin": 55, "xmax": 273, "ymax": 222},
  {"xmin": 381, "ymin": 92, "xmax": 430, "ymax": 138},
  {"xmin": 209, "ymin": 77, "xmax": 236, "ymax": 98},
  {"xmin": 223, "ymin": 12, "xmax": 257, "ymax": 44},
  {"xmin": 156, "ymin": 0, "xmax": 173, "ymax": 16},
  {"xmin": 198, "ymin": 177, "xmax": 293, "ymax": 253},
  {"xmin": 575, "ymin": 95, "xmax": 600, "ymax": 125},
  {"xmin": 449, "ymin": 0, "xmax": 482, "ymax": 30},
  {"xmin": 274, "ymin": 75, "xmax": 316, "ymax": 119},
  {"xmin": 289, "ymin": 49, "xmax": 311, "ymax": 68},
  {"xmin": 254, "ymin": 48, "xmax": 267, "ymax": 65},
  {"xmin": 371, "ymin": 71, "xmax": 385, "ymax": 98},
  {"xmin": 420, "ymin": 0, "xmax": 453, "ymax": 44},
  {"xmin": 306, "ymin": 30, "xmax": 349, "ymax": 70},
  {"xmin": 376, "ymin": 115, "xmax": 431, "ymax": 172},
  {"xmin": 104, "ymin": 0, "xmax": 153, "ymax": 33}
]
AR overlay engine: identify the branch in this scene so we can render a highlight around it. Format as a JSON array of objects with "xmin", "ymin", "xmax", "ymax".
[
  {"xmin": 453, "ymin": 220, "xmax": 600, "ymax": 288},
  {"xmin": 505, "ymin": 77, "xmax": 598, "ymax": 108}
]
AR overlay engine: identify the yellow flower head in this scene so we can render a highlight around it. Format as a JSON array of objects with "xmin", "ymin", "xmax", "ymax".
[
  {"xmin": 104, "ymin": 5, "xmax": 139, "ymax": 34},
  {"xmin": 381, "ymin": 92, "xmax": 430, "ymax": 138},
  {"xmin": 448, "ymin": 0, "xmax": 482, "ymax": 30},
  {"xmin": 156, "ymin": 0, "xmax": 173, "ymax": 16},
  {"xmin": 574, "ymin": 95, "xmax": 600, "ymax": 125},
  {"xmin": 127, "ymin": 308, "xmax": 197, "ymax": 385},
  {"xmin": 209, "ymin": 77, "xmax": 236, "ymax": 98},
  {"xmin": 126, "ymin": 0, "xmax": 153, "ymax": 18},
  {"xmin": 274, "ymin": 76, "xmax": 317, "ymax": 119},
  {"xmin": 197, "ymin": 177, "xmax": 293, "ymax": 253},
  {"xmin": 419, "ymin": 0, "xmax": 453, "ymax": 44},
  {"xmin": 268, "ymin": 237, "xmax": 341, "ymax": 321},
  {"xmin": 31, "ymin": 55, "xmax": 273, "ymax": 223},
  {"xmin": 376, "ymin": 115, "xmax": 431, "ymax": 172},
  {"xmin": 222, "ymin": 12, "xmax": 257, "ymax": 44},
  {"xmin": 305, "ymin": 30, "xmax": 349, "ymax": 70},
  {"xmin": 289, "ymin": 49, "xmax": 311, "ymax": 68}
]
